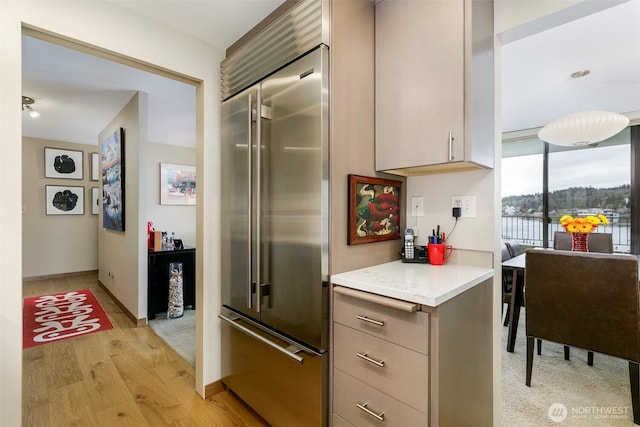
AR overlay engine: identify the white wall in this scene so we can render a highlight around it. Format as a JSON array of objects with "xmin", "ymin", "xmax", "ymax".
[
  {"xmin": 1, "ymin": 2, "xmax": 221, "ymax": 424},
  {"xmin": 22, "ymin": 137, "xmax": 99, "ymax": 277},
  {"xmin": 146, "ymin": 142, "xmax": 197, "ymax": 247},
  {"xmin": 98, "ymin": 92, "xmax": 147, "ymax": 318},
  {"xmin": 408, "ymin": 169, "xmax": 496, "ymax": 257}
]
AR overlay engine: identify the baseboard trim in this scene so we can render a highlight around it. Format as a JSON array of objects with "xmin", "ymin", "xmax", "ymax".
[
  {"xmin": 205, "ymin": 380, "xmax": 225, "ymax": 399},
  {"xmin": 98, "ymin": 280, "xmax": 146, "ymax": 327},
  {"xmin": 23, "ymin": 269, "xmax": 98, "ymax": 283}
]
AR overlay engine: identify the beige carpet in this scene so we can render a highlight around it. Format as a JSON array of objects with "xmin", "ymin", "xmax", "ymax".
[
  {"xmin": 149, "ymin": 309, "xmax": 195, "ymax": 368},
  {"xmin": 502, "ymin": 309, "xmax": 636, "ymax": 426}
]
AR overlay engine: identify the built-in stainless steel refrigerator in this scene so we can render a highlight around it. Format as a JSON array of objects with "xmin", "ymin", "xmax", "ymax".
[{"xmin": 219, "ymin": 45, "xmax": 329, "ymax": 427}]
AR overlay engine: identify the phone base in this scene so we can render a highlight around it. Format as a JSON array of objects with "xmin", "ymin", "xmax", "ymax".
[{"xmin": 401, "ymin": 245, "xmax": 428, "ymax": 263}]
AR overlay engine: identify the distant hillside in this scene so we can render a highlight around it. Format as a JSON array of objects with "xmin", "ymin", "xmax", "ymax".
[{"xmin": 502, "ymin": 185, "xmax": 630, "ymax": 215}]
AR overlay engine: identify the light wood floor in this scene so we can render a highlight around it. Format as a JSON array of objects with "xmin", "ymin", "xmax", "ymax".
[{"xmin": 22, "ymin": 272, "xmax": 269, "ymax": 427}]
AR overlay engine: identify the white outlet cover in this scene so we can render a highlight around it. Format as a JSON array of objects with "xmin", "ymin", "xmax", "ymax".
[{"xmin": 451, "ymin": 195, "xmax": 476, "ymax": 217}]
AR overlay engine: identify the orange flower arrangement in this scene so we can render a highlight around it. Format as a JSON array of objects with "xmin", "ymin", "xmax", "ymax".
[{"xmin": 559, "ymin": 214, "xmax": 609, "ymax": 233}]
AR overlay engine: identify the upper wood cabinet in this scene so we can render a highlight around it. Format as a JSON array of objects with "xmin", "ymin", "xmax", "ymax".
[{"xmin": 375, "ymin": 0, "xmax": 495, "ymax": 176}]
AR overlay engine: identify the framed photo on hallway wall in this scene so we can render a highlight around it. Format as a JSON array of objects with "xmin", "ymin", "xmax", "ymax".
[
  {"xmin": 44, "ymin": 147, "xmax": 83, "ymax": 180},
  {"xmin": 101, "ymin": 128, "xmax": 125, "ymax": 231},
  {"xmin": 90, "ymin": 187, "xmax": 99, "ymax": 215},
  {"xmin": 45, "ymin": 185, "xmax": 84, "ymax": 215},
  {"xmin": 90, "ymin": 152, "xmax": 99, "ymax": 181},
  {"xmin": 160, "ymin": 163, "xmax": 196, "ymax": 206}
]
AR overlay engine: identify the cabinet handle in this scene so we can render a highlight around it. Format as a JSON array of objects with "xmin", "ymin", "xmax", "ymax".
[
  {"xmin": 356, "ymin": 402, "xmax": 385, "ymax": 421},
  {"xmin": 356, "ymin": 352, "xmax": 385, "ymax": 367},
  {"xmin": 355, "ymin": 315, "xmax": 384, "ymax": 326},
  {"xmin": 448, "ymin": 131, "xmax": 455, "ymax": 161},
  {"xmin": 334, "ymin": 286, "xmax": 420, "ymax": 312}
]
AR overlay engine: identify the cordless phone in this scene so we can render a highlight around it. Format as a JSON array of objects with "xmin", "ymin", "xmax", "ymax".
[{"xmin": 404, "ymin": 229, "xmax": 415, "ymax": 260}]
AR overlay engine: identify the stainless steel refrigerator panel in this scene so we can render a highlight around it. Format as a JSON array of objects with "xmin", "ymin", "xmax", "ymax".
[
  {"xmin": 258, "ymin": 46, "xmax": 329, "ymax": 351},
  {"xmin": 221, "ymin": 85, "xmax": 259, "ymax": 319},
  {"xmin": 220, "ymin": 309, "xmax": 328, "ymax": 427}
]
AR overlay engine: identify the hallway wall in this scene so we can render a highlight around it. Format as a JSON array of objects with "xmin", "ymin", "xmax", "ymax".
[
  {"xmin": 22, "ymin": 137, "xmax": 99, "ymax": 277},
  {"xmin": 146, "ymin": 141, "xmax": 197, "ymax": 247}
]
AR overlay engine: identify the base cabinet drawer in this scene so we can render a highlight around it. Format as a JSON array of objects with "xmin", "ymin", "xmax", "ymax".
[
  {"xmin": 334, "ymin": 323, "xmax": 429, "ymax": 413},
  {"xmin": 334, "ymin": 287, "xmax": 430, "ymax": 354},
  {"xmin": 333, "ymin": 368, "xmax": 428, "ymax": 427},
  {"xmin": 333, "ymin": 413, "xmax": 354, "ymax": 427}
]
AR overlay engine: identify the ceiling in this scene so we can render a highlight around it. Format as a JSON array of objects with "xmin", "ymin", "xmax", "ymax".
[
  {"xmin": 500, "ymin": 0, "xmax": 640, "ymax": 133},
  {"xmin": 21, "ymin": 0, "xmax": 640, "ymax": 147},
  {"xmin": 22, "ymin": 0, "xmax": 284, "ymax": 147}
]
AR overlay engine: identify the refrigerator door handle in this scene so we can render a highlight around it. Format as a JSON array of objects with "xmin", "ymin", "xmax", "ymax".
[
  {"xmin": 247, "ymin": 93, "xmax": 254, "ymax": 310},
  {"xmin": 255, "ymin": 88, "xmax": 262, "ymax": 313},
  {"xmin": 219, "ymin": 313, "xmax": 304, "ymax": 364}
]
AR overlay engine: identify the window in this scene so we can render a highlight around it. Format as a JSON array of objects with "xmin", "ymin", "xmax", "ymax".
[{"xmin": 502, "ymin": 128, "xmax": 632, "ymax": 253}]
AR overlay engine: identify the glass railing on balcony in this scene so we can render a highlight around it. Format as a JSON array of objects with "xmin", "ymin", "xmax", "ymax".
[{"xmin": 502, "ymin": 214, "xmax": 631, "ymax": 253}]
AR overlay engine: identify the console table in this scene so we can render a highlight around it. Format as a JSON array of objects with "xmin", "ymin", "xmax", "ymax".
[{"xmin": 147, "ymin": 246, "xmax": 196, "ymax": 320}]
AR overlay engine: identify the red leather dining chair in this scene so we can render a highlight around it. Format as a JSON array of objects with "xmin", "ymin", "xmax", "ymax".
[{"xmin": 524, "ymin": 249, "xmax": 640, "ymax": 425}]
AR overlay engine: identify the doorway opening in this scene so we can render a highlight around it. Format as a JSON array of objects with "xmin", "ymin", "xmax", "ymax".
[{"xmin": 21, "ymin": 27, "xmax": 199, "ymax": 369}]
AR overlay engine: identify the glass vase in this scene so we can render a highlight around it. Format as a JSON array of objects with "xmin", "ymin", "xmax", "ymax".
[
  {"xmin": 571, "ymin": 233, "xmax": 589, "ymax": 252},
  {"xmin": 167, "ymin": 262, "xmax": 184, "ymax": 319}
]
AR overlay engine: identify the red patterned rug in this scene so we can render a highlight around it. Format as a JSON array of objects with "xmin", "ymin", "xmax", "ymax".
[{"xmin": 23, "ymin": 289, "xmax": 113, "ymax": 349}]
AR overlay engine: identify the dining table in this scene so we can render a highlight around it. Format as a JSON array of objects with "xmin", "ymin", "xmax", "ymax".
[{"xmin": 502, "ymin": 252, "xmax": 526, "ymax": 352}]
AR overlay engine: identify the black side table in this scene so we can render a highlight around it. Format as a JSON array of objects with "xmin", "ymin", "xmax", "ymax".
[{"xmin": 147, "ymin": 246, "xmax": 196, "ymax": 320}]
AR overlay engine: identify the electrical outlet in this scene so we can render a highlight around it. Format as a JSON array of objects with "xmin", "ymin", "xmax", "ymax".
[
  {"xmin": 452, "ymin": 195, "xmax": 476, "ymax": 218},
  {"xmin": 411, "ymin": 196, "xmax": 424, "ymax": 217}
]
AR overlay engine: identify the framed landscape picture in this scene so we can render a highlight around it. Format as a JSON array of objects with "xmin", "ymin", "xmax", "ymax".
[
  {"xmin": 45, "ymin": 185, "xmax": 84, "ymax": 215},
  {"xmin": 348, "ymin": 174, "xmax": 402, "ymax": 245},
  {"xmin": 44, "ymin": 147, "xmax": 83, "ymax": 179},
  {"xmin": 160, "ymin": 163, "xmax": 196, "ymax": 205},
  {"xmin": 101, "ymin": 128, "xmax": 125, "ymax": 231}
]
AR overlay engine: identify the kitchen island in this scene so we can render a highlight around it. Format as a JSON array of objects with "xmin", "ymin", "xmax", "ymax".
[{"xmin": 331, "ymin": 260, "xmax": 494, "ymax": 426}]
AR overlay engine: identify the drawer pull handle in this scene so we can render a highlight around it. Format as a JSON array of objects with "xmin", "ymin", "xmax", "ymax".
[
  {"xmin": 356, "ymin": 315, "xmax": 384, "ymax": 326},
  {"xmin": 356, "ymin": 352, "xmax": 385, "ymax": 367},
  {"xmin": 356, "ymin": 402, "xmax": 385, "ymax": 421}
]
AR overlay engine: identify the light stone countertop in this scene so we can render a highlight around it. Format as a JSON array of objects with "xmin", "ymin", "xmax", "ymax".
[{"xmin": 330, "ymin": 260, "xmax": 494, "ymax": 307}]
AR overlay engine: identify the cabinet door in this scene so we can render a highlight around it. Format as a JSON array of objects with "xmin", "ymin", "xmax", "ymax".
[{"xmin": 375, "ymin": 0, "xmax": 465, "ymax": 171}]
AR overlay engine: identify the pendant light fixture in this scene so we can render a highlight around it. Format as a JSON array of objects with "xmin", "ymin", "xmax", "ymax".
[
  {"xmin": 22, "ymin": 96, "xmax": 40, "ymax": 118},
  {"xmin": 537, "ymin": 70, "xmax": 629, "ymax": 146}
]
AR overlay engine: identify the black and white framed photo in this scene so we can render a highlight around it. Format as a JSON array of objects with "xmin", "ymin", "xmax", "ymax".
[
  {"xmin": 90, "ymin": 187, "xmax": 100, "ymax": 215},
  {"xmin": 44, "ymin": 147, "xmax": 83, "ymax": 179},
  {"xmin": 90, "ymin": 152, "xmax": 99, "ymax": 181},
  {"xmin": 45, "ymin": 185, "xmax": 84, "ymax": 215}
]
